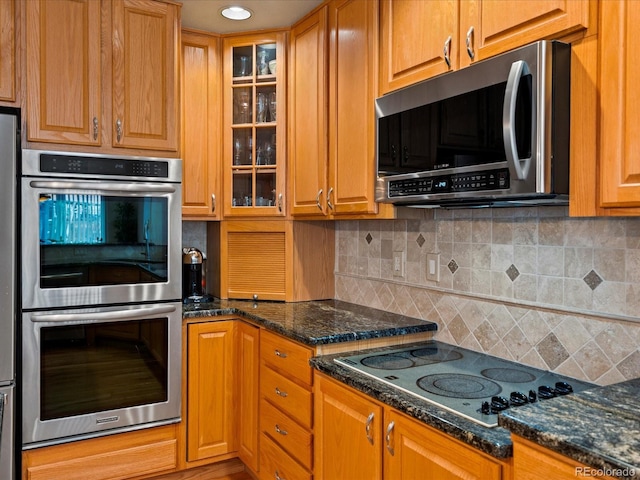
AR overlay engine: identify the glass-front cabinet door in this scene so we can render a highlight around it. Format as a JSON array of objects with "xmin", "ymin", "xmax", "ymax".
[{"xmin": 223, "ymin": 33, "xmax": 286, "ymax": 217}]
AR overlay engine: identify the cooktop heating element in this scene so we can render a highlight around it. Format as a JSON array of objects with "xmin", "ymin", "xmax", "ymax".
[{"xmin": 334, "ymin": 341, "xmax": 594, "ymax": 427}]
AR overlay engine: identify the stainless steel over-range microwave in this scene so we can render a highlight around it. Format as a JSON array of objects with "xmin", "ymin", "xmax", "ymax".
[{"xmin": 375, "ymin": 40, "xmax": 571, "ymax": 208}]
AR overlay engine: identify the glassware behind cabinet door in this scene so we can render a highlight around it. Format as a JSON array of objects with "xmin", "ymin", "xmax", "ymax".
[
  {"xmin": 269, "ymin": 91, "xmax": 277, "ymax": 122},
  {"xmin": 257, "ymin": 93, "xmax": 268, "ymax": 123}
]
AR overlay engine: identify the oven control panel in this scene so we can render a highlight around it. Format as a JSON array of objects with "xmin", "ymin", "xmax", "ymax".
[{"xmin": 40, "ymin": 153, "xmax": 169, "ymax": 178}]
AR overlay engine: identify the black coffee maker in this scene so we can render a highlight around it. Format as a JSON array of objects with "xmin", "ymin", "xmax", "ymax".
[{"xmin": 182, "ymin": 247, "xmax": 214, "ymax": 303}]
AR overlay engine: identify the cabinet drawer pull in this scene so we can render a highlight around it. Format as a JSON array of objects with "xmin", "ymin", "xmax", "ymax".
[
  {"xmin": 274, "ymin": 349, "xmax": 288, "ymax": 358},
  {"xmin": 365, "ymin": 412, "xmax": 374, "ymax": 445},
  {"xmin": 443, "ymin": 36, "xmax": 452, "ymax": 68},
  {"xmin": 275, "ymin": 387, "xmax": 288, "ymax": 398},
  {"xmin": 466, "ymin": 26, "xmax": 475, "ymax": 59},
  {"xmin": 385, "ymin": 421, "xmax": 395, "ymax": 456},
  {"xmin": 275, "ymin": 424, "xmax": 288, "ymax": 436}
]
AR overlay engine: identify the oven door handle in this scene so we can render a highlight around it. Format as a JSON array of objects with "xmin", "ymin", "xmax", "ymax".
[
  {"xmin": 29, "ymin": 305, "xmax": 177, "ymax": 323},
  {"xmin": 29, "ymin": 180, "xmax": 176, "ymax": 194}
]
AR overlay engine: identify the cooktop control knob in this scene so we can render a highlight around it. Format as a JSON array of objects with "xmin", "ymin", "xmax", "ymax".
[
  {"xmin": 509, "ymin": 391, "xmax": 529, "ymax": 406},
  {"xmin": 538, "ymin": 385, "xmax": 556, "ymax": 399},
  {"xmin": 481, "ymin": 401, "xmax": 491, "ymax": 415},
  {"xmin": 490, "ymin": 395, "xmax": 509, "ymax": 413},
  {"xmin": 554, "ymin": 381, "xmax": 573, "ymax": 395},
  {"xmin": 528, "ymin": 389, "xmax": 537, "ymax": 403}
]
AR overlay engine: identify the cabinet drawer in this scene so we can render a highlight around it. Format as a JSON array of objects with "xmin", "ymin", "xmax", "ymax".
[
  {"xmin": 260, "ymin": 399, "xmax": 312, "ymax": 469},
  {"xmin": 261, "ymin": 366, "xmax": 312, "ymax": 429},
  {"xmin": 259, "ymin": 433, "xmax": 312, "ymax": 480},
  {"xmin": 261, "ymin": 330, "xmax": 313, "ymax": 385}
]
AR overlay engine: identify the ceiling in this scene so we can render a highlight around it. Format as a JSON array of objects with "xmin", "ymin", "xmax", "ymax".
[{"xmin": 180, "ymin": 0, "xmax": 324, "ymax": 34}]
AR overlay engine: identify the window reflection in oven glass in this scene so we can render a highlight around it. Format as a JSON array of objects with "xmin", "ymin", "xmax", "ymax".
[{"xmin": 40, "ymin": 319, "xmax": 168, "ymax": 420}]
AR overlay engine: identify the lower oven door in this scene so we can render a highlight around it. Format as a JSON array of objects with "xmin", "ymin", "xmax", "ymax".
[{"xmin": 22, "ymin": 302, "xmax": 181, "ymax": 448}]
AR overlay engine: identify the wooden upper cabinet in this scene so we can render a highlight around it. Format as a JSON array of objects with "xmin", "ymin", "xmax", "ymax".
[
  {"xmin": 289, "ymin": 6, "xmax": 329, "ymax": 217},
  {"xmin": 181, "ymin": 31, "xmax": 222, "ymax": 218},
  {"xmin": 25, "ymin": 0, "xmax": 179, "ymax": 153},
  {"xmin": 598, "ymin": 0, "xmax": 640, "ymax": 210},
  {"xmin": 459, "ymin": 0, "xmax": 591, "ymax": 68},
  {"xmin": 0, "ymin": 0, "xmax": 16, "ymax": 103},
  {"xmin": 379, "ymin": 0, "xmax": 459, "ymax": 94},
  {"xmin": 328, "ymin": 0, "xmax": 380, "ymax": 216},
  {"xmin": 26, "ymin": 0, "xmax": 102, "ymax": 145},
  {"xmin": 112, "ymin": 0, "xmax": 179, "ymax": 152},
  {"xmin": 380, "ymin": 0, "xmax": 592, "ymax": 94}
]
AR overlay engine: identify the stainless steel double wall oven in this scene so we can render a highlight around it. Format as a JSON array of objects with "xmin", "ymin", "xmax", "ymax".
[{"xmin": 21, "ymin": 149, "xmax": 183, "ymax": 448}]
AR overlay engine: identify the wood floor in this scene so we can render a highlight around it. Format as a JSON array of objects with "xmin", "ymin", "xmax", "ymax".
[{"xmin": 147, "ymin": 460, "xmax": 255, "ymax": 480}]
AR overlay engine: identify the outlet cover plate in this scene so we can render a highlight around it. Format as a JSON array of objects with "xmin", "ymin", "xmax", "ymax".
[{"xmin": 393, "ymin": 251, "xmax": 406, "ymax": 278}]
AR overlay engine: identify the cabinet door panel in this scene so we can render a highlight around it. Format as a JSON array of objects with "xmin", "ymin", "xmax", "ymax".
[
  {"xmin": 187, "ymin": 321, "xmax": 235, "ymax": 461},
  {"xmin": 289, "ymin": 7, "xmax": 328, "ymax": 216},
  {"xmin": 461, "ymin": 0, "xmax": 590, "ymax": 66},
  {"xmin": 329, "ymin": 0, "xmax": 379, "ymax": 214},
  {"xmin": 379, "ymin": 0, "xmax": 458, "ymax": 93},
  {"xmin": 315, "ymin": 374, "xmax": 383, "ymax": 480},
  {"xmin": 599, "ymin": 0, "xmax": 640, "ymax": 207},
  {"xmin": 181, "ymin": 32, "xmax": 221, "ymax": 218},
  {"xmin": 384, "ymin": 410, "xmax": 503, "ymax": 480},
  {"xmin": 237, "ymin": 321, "xmax": 260, "ymax": 473},
  {"xmin": 0, "ymin": 0, "xmax": 15, "ymax": 102},
  {"xmin": 26, "ymin": 0, "xmax": 101, "ymax": 145},
  {"xmin": 112, "ymin": 0, "xmax": 178, "ymax": 151}
]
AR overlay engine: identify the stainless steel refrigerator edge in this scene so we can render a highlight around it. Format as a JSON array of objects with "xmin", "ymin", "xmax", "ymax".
[{"xmin": 0, "ymin": 109, "xmax": 18, "ymax": 479}]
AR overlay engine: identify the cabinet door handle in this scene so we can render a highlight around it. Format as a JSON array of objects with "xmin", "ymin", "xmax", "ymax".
[
  {"xmin": 277, "ymin": 193, "xmax": 283, "ymax": 212},
  {"xmin": 115, "ymin": 119, "xmax": 123, "ymax": 143},
  {"xmin": 275, "ymin": 387, "xmax": 288, "ymax": 398},
  {"xmin": 275, "ymin": 470, "xmax": 284, "ymax": 480},
  {"xmin": 92, "ymin": 117, "xmax": 99, "ymax": 141},
  {"xmin": 327, "ymin": 187, "xmax": 334, "ymax": 211},
  {"xmin": 385, "ymin": 421, "xmax": 395, "ymax": 456},
  {"xmin": 274, "ymin": 349, "xmax": 288, "ymax": 358},
  {"xmin": 211, "ymin": 194, "xmax": 216, "ymax": 213},
  {"xmin": 443, "ymin": 36, "xmax": 452, "ymax": 68},
  {"xmin": 275, "ymin": 424, "xmax": 288, "ymax": 436},
  {"xmin": 466, "ymin": 26, "xmax": 475, "ymax": 59},
  {"xmin": 316, "ymin": 189, "xmax": 323, "ymax": 210},
  {"xmin": 365, "ymin": 412, "xmax": 375, "ymax": 445}
]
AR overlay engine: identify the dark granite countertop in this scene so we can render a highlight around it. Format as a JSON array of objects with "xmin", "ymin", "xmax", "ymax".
[
  {"xmin": 309, "ymin": 343, "xmax": 515, "ymax": 459},
  {"xmin": 182, "ymin": 299, "xmax": 437, "ymax": 347},
  {"xmin": 499, "ymin": 378, "xmax": 640, "ymax": 479}
]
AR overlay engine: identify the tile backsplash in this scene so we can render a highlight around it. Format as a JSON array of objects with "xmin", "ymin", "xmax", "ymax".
[{"xmin": 334, "ymin": 206, "xmax": 640, "ymax": 385}]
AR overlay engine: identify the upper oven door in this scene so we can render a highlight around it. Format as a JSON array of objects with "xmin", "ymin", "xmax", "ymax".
[{"xmin": 21, "ymin": 177, "xmax": 182, "ymax": 310}]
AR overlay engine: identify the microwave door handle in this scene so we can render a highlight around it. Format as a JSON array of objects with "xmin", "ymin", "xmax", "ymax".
[
  {"xmin": 503, "ymin": 59, "xmax": 531, "ymax": 181},
  {"xmin": 29, "ymin": 180, "xmax": 176, "ymax": 194},
  {"xmin": 29, "ymin": 305, "xmax": 177, "ymax": 323}
]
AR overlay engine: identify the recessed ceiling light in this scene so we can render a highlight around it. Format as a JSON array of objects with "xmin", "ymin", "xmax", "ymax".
[{"xmin": 220, "ymin": 5, "xmax": 252, "ymax": 21}]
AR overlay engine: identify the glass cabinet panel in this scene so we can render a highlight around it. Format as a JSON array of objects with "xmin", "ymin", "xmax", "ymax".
[{"xmin": 226, "ymin": 36, "xmax": 284, "ymax": 216}]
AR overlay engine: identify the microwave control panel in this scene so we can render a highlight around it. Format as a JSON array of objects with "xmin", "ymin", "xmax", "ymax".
[{"xmin": 388, "ymin": 168, "xmax": 510, "ymax": 197}]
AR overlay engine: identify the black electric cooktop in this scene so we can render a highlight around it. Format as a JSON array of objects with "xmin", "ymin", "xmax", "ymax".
[{"xmin": 334, "ymin": 341, "xmax": 594, "ymax": 427}]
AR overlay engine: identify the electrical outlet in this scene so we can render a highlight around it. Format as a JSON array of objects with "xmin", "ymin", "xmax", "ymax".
[
  {"xmin": 393, "ymin": 251, "xmax": 406, "ymax": 278},
  {"xmin": 426, "ymin": 253, "xmax": 440, "ymax": 282}
]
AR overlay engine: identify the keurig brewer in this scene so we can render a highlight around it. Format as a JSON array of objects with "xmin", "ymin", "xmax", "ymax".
[{"xmin": 182, "ymin": 247, "xmax": 214, "ymax": 303}]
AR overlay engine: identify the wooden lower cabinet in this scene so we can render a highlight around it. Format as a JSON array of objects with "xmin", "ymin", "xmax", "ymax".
[
  {"xmin": 236, "ymin": 320, "xmax": 260, "ymax": 474},
  {"xmin": 22, "ymin": 424, "xmax": 178, "ymax": 480},
  {"xmin": 259, "ymin": 330, "xmax": 314, "ymax": 480},
  {"xmin": 186, "ymin": 320, "xmax": 236, "ymax": 463},
  {"xmin": 512, "ymin": 435, "xmax": 616, "ymax": 480},
  {"xmin": 315, "ymin": 373, "xmax": 511, "ymax": 480}
]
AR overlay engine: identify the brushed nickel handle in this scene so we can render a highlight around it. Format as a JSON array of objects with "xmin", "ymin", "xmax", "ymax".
[
  {"xmin": 275, "ymin": 424, "xmax": 288, "ymax": 436},
  {"xmin": 274, "ymin": 349, "xmax": 288, "ymax": 358},
  {"xmin": 316, "ymin": 189, "xmax": 323, "ymax": 210},
  {"xmin": 211, "ymin": 194, "xmax": 216, "ymax": 213},
  {"xmin": 275, "ymin": 470, "xmax": 284, "ymax": 480},
  {"xmin": 327, "ymin": 187, "xmax": 334, "ymax": 210},
  {"xmin": 443, "ymin": 36, "xmax": 452, "ymax": 68},
  {"xmin": 365, "ymin": 412, "xmax": 375, "ymax": 445},
  {"xmin": 92, "ymin": 116, "xmax": 98, "ymax": 140},
  {"xmin": 275, "ymin": 387, "xmax": 288, "ymax": 398},
  {"xmin": 385, "ymin": 421, "xmax": 395, "ymax": 455},
  {"xmin": 277, "ymin": 193, "xmax": 283, "ymax": 212},
  {"xmin": 116, "ymin": 119, "xmax": 122, "ymax": 143},
  {"xmin": 466, "ymin": 26, "xmax": 475, "ymax": 59}
]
